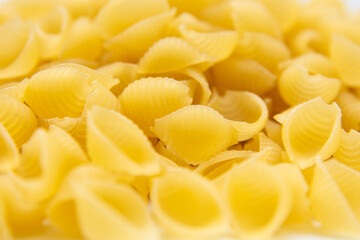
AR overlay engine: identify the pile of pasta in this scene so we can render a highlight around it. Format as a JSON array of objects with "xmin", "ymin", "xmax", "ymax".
[{"xmin": 1, "ymin": 0, "xmax": 360, "ymax": 239}]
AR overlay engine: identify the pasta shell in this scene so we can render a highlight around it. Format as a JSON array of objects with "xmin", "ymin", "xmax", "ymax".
[
  {"xmin": 39, "ymin": 117, "xmax": 79, "ymax": 135},
  {"xmin": 310, "ymin": 159, "xmax": 360, "ymax": 237},
  {"xmin": 234, "ymin": 32, "xmax": 291, "ymax": 72},
  {"xmin": 212, "ymin": 57, "xmax": 276, "ymax": 95},
  {"xmin": 0, "ymin": 123, "xmax": 19, "ymax": 172},
  {"xmin": 153, "ymin": 105, "xmax": 239, "ymax": 165},
  {"xmin": 336, "ymin": 91, "xmax": 360, "ymax": 132},
  {"xmin": 0, "ymin": 95, "xmax": 37, "ymax": 147},
  {"xmin": 334, "ymin": 129, "xmax": 360, "ymax": 171},
  {"xmin": 179, "ymin": 25, "xmax": 238, "ymax": 62},
  {"xmin": 151, "ymin": 169, "xmax": 229, "ymax": 239},
  {"xmin": 288, "ymin": 29, "xmax": 322, "ymax": 56},
  {"xmin": 95, "ymin": 0, "xmax": 169, "ymax": 38},
  {"xmin": 279, "ymin": 65, "xmax": 341, "ymax": 106},
  {"xmin": 201, "ymin": 1, "xmax": 233, "ymax": 29},
  {"xmin": 181, "ymin": 68, "xmax": 211, "ymax": 105},
  {"xmin": 223, "ymin": 160, "xmax": 292, "ymax": 239},
  {"xmin": 120, "ymin": 77, "xmax": 193, "ymax": 137},
  {"xmin": 86, "ymin": 106, "xmax": 161, "ymax": 176},
  {"xmin": 105, "ymin": 9, "xmax": 176, "ymax": 62},
  {"xmin": 331, "ymin": 34, "xmax": 360, "ymax": 87},
  {"xmin": 166, "ymin": 0, "xmax": 213, "ymax": 16},
  {"xmin": 209, "ymin": 91, "xmax": 268, "ymax": 141},
  {"xmin": 231, "ymin": 0, "xmax": 282, "ymax": 39},
  {"xmin": 282, "ymin": 98, "xmax": 342, "ymax": 169},
  {"xmin": 138, "ymin": 37, "xmax": 212, "ymax": 74},
  {"xmin": 0, "ymin": 78, "xmax": 28, "ymax": 102},
  {"xmin": 264, "ymin": 120, "xmax": 283, "ymax": 147},
  {"xmin": 155, "ymin": 140, "xmax": 188, "ymax": 168},
  {"xmin": 0, "ymin": 198, "xmax": 12, "ymax": 240},
  {"xmin": 59, "ymin": 17, "xmax": 103, "ymax": 61}
]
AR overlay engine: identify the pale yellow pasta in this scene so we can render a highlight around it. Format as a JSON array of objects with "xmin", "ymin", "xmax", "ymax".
[
  {"xmin": 234, "ymin": 32, "xmax": 291, "ymax": 72},
  {"xmin": 201, "ymin": 1, "xmax": 234, "ymax": 29},
  {"xmin": 334, "ymin": 129, "xmax": 360, "ymax": 171},
  {"xmin": 153, "ymin": 105, "xmax": 239, "ymax": 165},
  {"xmin": 212, "ymin": 57, "xmax": 276, "ymax": 95},
  {"xmin": 120, "ymin": 77, "xmax": 193, "ymax": 137},
  {"xmin": 0, "ymin": 95, "xmax": 37, "ymax": 147},
  {"xmin": 95, "ymin": 0, "xmax": 169, "ymax": 39},
  {"xmin": 264, "ymin": 120, "xmax": 283, "ymax": 147},
  {"xmin": 282, "ymin": 98, "xmax": 342, "ymax": 169},
  {"xmin": 166, "ymin": 0, "xmax": 214, "ymax": 16},
  {"xmin": 138, "ymin": 37, "xmax": 212, "ymax": 74},
  {"xmin": 38, "ymin": 117, "xmax": 79, "ymax": 135},
  {"xmin": 279, "ymin": 65, "xmax": 341, "ymax": 106},
  {"xmin": 289, "ymin": 29, "xmax": 322, "ymax": 56},
  {"xmin": 336, "ymin": 91, "xmax": 360, "ymax": 132},
  {"xmin": 105, "ymin": 9, "xmax": 176, "ymax": 62},
  {"xmin": 0, "ymin": 198, "xmax": 11, "ymax": 240},
  {"xmin": 0, "ymin": 78, "xmax": 28, "ymax": 102},
  {"xmin": 209, "ymin": 91, "xmax": 268, "ymax": 141},
  {"xmin": 221, "ymin": 160, "xmax": 292, "ymax": 240},
  {"xmin": 182, "ymin": 68, "xmax": 211, "ymax": 105},
  {"xmin": 87, "ymin": 106, "xmax": 161, "ymax": 176},
  {"xmin": 155, "ymin": 140, "xmax": 188, "ymax": 168},
  {"xmin": 0, "ymin": 123, "xmax": 19, "ymax": 172},
  {"xmin": 151, "ymin": 168, "xmax": 229, "ymax": 239}
]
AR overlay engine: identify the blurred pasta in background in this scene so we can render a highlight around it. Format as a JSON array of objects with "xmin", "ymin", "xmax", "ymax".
[{"xmin": 0, "ymin": 0, "xmax": 360, "ymax": 239}]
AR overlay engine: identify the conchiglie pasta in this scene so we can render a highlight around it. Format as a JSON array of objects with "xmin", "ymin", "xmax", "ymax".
[
  {"xmin": 182, "ymin": 68, "xmax": 211, "ymax": 105},
  {"xmin": 334, "ymin": 129, "xmax": 360, "ymax": 171},
  {"xmin": 200, "ymin": 1, "xmax": 234, "ymax": 29},
  {"xmin": 336, "ymin": 91, "xmax": 360, "ymax": 132},
  {"xmin": 282, "ymin": 98, "xmax": 342, "ymax": 168},
  {"xmin": 0, "ymin": 123, "xmax": 19, "ymax": 172},
  {"xmin": 120, "ymin": 77, "xmax": 193, "ymax": 136},
  {"xmin": 151, "ymin": 169, "xmax": 229, "ymax": 239},
  {"xmin": 278, "ymin": 65, "xmax": 341, "ymax": 106},
  {"xmin": 288, "ymin": 29, "xmax": 322, "ymax": 56},
  {"xmin": 0, "ymin": 78, "xmax": 28, "ymax": 102},
  {"xmin": 153, "ymin": 105, "xmax": 239, "ymax": 165},
  {"xmin": 209, "ymin": 91, "xmax": 268, "ymax": 141}
]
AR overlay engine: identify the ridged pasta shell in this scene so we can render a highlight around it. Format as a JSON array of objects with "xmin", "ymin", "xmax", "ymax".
[
  {"xmin": 120, "ymin": 77, "xmax": 193, "ymax": 137},
  {"xmin": 331, "ymin": 34, "xmax": 360, "ymax": 87},
  {"xmin": 234, "ymin": 32, "xmax": 291, "ymax": 72},
  {"xmin": 223, "ymin": 160, "xmax": 292, "ymax": 239},
  {"xmin": 59, "ymin": 17, "xmax": 103, "ymax": 61},
  {"xmin": 282, "ymin": 98, "xmax": 342, "ymax": 169},
  {"xmin": 279, "ymin": 65, "xmax": 341, "ymax": 106},
  {"xmin": 179, "ymin": 25, "xmax": 238, "ymax": 62},
  {"xmin": 105, "ymin": 9, "xmax": 176, "ymax": 62},
  {"xmin": 209, "ymin": 91, "xmax": 268, "ymax": 141},
  {"xmin": 138, "ymin": 37, "xmax": 212, "ymax": 74},
  {"xmin": 151, "ymin": 169, "xmax": 229, "ymax": 239},
  {"xmin": 0, "ymin": 19, "xmax": 39, "ymax": 81},
  {"xmin": 231, "ymin": 0, "xmax": 282, "ymax": 39},
  {"xmin": 182, "ymin": 68, "xmax": 211, "ymax": 105},
  {"xmin": 0, "ymin": 78, "xmax": 28, "ymax": 102},
  {"xmin": 0, "ymin": 123, "xmax": 19, "ymax": 172},
  {"xmin": 310, "ymin": 159, "xmax": 360, "ymax": 237},
  {"xmin": 0, "ymin": 95, "xmax": 37, "ymax": 147},
  {"xmin": 153, "ymin": 105, "xmax": 239, "ymax": 165},
  {"xmin": 95, "ymin": 0, "xmax": 169, "ymax": 39},
  {"xmin": 334, "ymin": 129, "xmax": 360, "ymax": 171},
  {"xmin": 38, "ymin": 117, "xmax": 79, "ymax": 135},
  {"xmin": 289, "ymin": 29, "xmax": 322, "ymax": 56},
  {"xmin": 212, "ymin": 57, "xmax": 276, "ymax": 95},
  {"xmin": 264, "ymin": 120, "xmax": 283, "ymax": 147},
  {"xmin": 336, "ymin": 91, "xmax": 360, "ymax": 132},
  {"xmin": 155, "ymin": 140, "xmax": 188, "ymax": 168},
  {"xmin": 86, "ymin": 106, "xmax": 161, "ymax": 176}
]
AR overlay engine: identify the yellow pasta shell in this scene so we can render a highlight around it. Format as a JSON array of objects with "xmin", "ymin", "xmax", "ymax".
[
  {"xmin": 201, "ymin": 1, "xmax": 233, "ymax": 29},
  {"xmin": 138, "ymin": 37, "xmax": 212, "ymax": 74},
  {"xmin": 120, "ymin": 77, "xmax": 193, "ymax": 137},
  {"xmin": 334, "ymin": 129, "xmax": 360, "ymax": 171},
  {"xmin": 0, "ymin": 95, "xmax": 37, "ymax": 147},
  {"xmin": 0, "ymin": 123, "xmax": 19, "ymax": 172},
  {"xmin": 279, "ymin": 65, "xmax": 341, "ymax": 106},
  {"xmin": 181, "ymin": 68, "xmax": 211, "ymax": 105},
  {"xmin": 151, "ymin": 169, "xmax": 229, "ymax": 239},
  {"xmin": 212, "ymin": 57, "xmax": 276, "ymax": 95},
  {"xmin": 0, "ymin": 78, "xmax": 28, "ymax": 102},
  {"xmin": 38, "ymin": 117, "xmax": 79, "ymax": 135},
  {"xmin": 336, "ymin": 91, "xmax": 360, "ymax": 132},
  {"xmin": 0, "ymin": 198, "xmax": 11, "ymax": 240},
  {"xmin": 209, "ymin": 91, "xmax": 268, "ymax": 141},
  {"xmin": 86, "ymin": 106, "xmax": 161, "ymax": 176},
  {"xmin": 105, "ymin": 9, "xmax": 176, "ymax": 62},
  {"xmin": 282, "ymin": 98, "xmax": 342, "ymax": 169},
  {"xmin": 264, "ymin": 120, "xmax": 283, "ymax": 147},
  {"xmin": 153, "ymin": 105, "xmax": 239, "ymax": 165},
  {"xmin": 288, "ymin": 29, "xmax": 322, "ymax": 56}
]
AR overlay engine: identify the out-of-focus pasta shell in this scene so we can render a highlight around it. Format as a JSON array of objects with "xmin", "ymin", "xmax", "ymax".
[
  {"xmin": 105, "ymin": 9, "xmax": 176, "ymax": 62},
  {"xmin": 279, "ymin": 65, "xmax": 341, "ymax": 106},
  {"xmin": 166, "ymin": 0, "xmax": 214, "ymax": 16},
  {"xmin": 59, "ymin": 17, "xmax": 103, "ymax": 61},
  {"xmin": 151, "ymin": 169, "xmax": 229, "ymax": 239},
  {"xmin": 201, "ymin": 1, "xmax": 233, "ymax": 29},
  {"xmin": 0, "ymin": 95, "xmax": 36, "ymax": 147},
  {"xmin": 336, "ymin": 91, "xmax": 360, "ymax": 132},
  {"xmin": 264, "ymin": 120, "xmax": 283, "ymax": 147},
  {"xmin": 331, "ymin": 34, "xmax": 360, "ymax": 87},
  {"xmin": 209, "ymin": 91, "xmax": 268, "ymax": 141},
  {"xmin": 334, "ymin": 129, "xmax": 360, "ymax": 171},
  {"xmin": 310, "ymin": 159, "xmax": 360, "ymax": 237},
  {"xmin": 212, "ymin": 57, "xmax": 276, "ymax": 95},
  {"xmin": 0, "ymin": 123, "xmax": 19, "ymax": 172},
  {"xmin": 222, "ymin": 160, "xmax": 292, "ymax": 239},
  {"xmin": 0, "ymin": 197, "xmax": 11, "ymax": 239},
  {"xmin": 289, "ymin": 29, "xmax": 322, "ymax": 56},
  {"xmin": 0, "ymin": 78, "xmax": 28, "ymax": 102},
  {"xmin": 179, "ymin": 25, "xmax": 238, "ymax": 62},
  {"xmin": 231, "ymin": 0, "xmax": 281, "ymax": 39},
  {"xmin": 39, "ymin": 117, "xmax": 79, "ymax": 135},
  {"xmin": 95, "ymin": 0, "xmax": 169, "ymax": 39},
  {"xmin": 153, "ymin": 105, "xmax": 239, "ymax": 165},
  {"xmin": 138, "ymin": 37, "xmax": 212, "ymax": 74},
  {"xmin": 282, "ymin": 98, "xmax": 342, "ymax": 169},
  {"xmin": 87, "ymin": 106, "xmax": 161, "ymax": 176},
  {"xmin": 234, "ymin": 32, "xmax": 291, "ymax": 72},
  {"xmin": 120, "ymin": 77, "xmax": 193, "ymax": 137}
]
